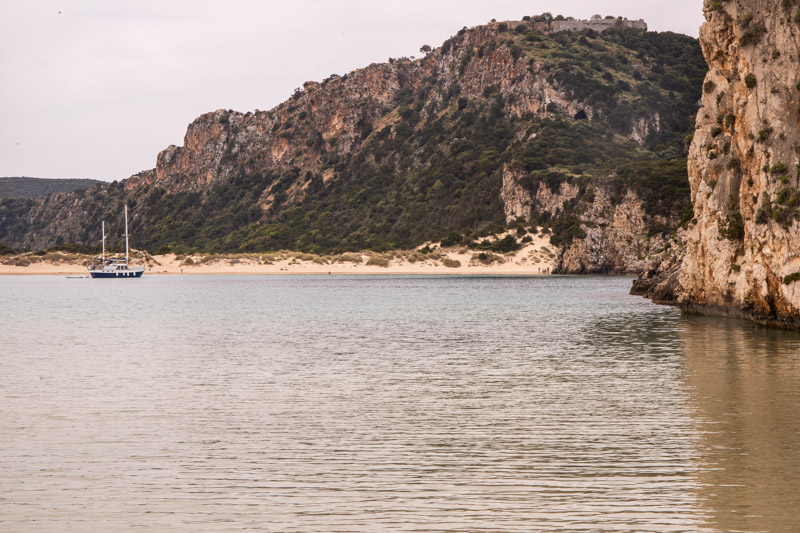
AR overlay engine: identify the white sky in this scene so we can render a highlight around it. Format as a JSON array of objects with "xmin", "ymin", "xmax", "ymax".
[{"xmin": 0, "ymin": 1, "xmax": 705, "ymax": 181}]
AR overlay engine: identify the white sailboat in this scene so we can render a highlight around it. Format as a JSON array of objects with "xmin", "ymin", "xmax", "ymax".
[{"xmin": 87, "ymin": 205, "xmax": 145, "ymax": 278}]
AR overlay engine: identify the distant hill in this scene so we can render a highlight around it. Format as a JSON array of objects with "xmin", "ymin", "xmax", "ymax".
[
  {"xmin": 0, "ymin": 16, "xmax": 705, "ymax": 273},
  {"xmin": 0, "ymin": 177, "xmax": 102, "ymax": 199}
]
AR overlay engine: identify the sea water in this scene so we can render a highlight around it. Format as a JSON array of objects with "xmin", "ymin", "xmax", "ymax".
[{"xmin": 1, "ymin": 275, "xmax": 799, "ymax": 532}]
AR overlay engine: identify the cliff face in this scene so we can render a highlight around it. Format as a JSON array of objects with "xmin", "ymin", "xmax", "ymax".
[
  {"xmin": 501, "ymin": 164, "xmax": 676, "ymax": 273},
  {"xmin": 121, "ymin": 28, "xmax": 589, "ymax": 201},
  {"xmin": 0, "ymin": 20, "xmax": 703, "ymax": 259},
  {"xmin": 557, "ymin": 186, "xmax": 671, "ymax": 274},
  {"xmin": 638, "ymin": 0, "xmax": 800, "ymax": 326},
  {"xmin": 123, "ymin": 62, "xmax": 405, "ymax": 195}
]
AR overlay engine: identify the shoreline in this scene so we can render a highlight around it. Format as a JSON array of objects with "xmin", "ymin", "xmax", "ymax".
[
  {"xmin": 0, "ymin": 270, "xmax": 557, "ymax": 277},
  {"xmin": 0, "ymin": 233, "xmax": 560, "ymax": 277}
]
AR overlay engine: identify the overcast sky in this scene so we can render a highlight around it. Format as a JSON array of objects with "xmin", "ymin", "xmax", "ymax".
[{"xmin": 0, "ymin": 1, "xmax": 705, "ymax": 181}]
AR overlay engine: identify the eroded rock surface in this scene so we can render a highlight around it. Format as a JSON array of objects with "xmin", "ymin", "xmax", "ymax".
[{"xmin": 634, "ymin": 0, "xmax": 800, "ymax": 326}]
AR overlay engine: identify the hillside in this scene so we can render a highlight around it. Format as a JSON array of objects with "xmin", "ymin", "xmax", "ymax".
[
  {"xmin": 0, "ymin": 177, "xmax": 102, "ymax": 199},
  {"xmin": 0, "ymin": 17, "xmax": 705, "ymax": 272}
]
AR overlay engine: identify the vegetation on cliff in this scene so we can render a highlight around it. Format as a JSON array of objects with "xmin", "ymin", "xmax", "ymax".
[
  {"xmin": 0, "ymin": 18, "xmax": 704, "ymax": 259},
  {"xmin": 0, "ymin": 177, "xmax": 102, "ymax": 199}
]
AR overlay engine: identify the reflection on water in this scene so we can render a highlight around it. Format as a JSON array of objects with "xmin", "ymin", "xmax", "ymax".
[
  {"xmin": 681, "ymin": 316, "xmax": 800, "ymax": 533},
  {"xmin": 0, "ymin": 275, "xmax": 798, "ymax": 532}
]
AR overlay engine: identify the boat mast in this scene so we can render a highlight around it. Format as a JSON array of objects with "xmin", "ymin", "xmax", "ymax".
[
  {"xmin": 124, "ymin": 204, "xmax": 130, "ymax": 263},
  {"xmin": 101, "ymin": 220, "xmax": 106, "ymax": 262}
]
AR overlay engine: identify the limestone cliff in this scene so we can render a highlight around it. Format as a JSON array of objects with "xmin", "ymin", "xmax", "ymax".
[
  {"xmin": 120, "ymin": 26, "xmax": 596, "ymax": 201},
  {"xmin": 634, "ymin": 0, "xmax": 800, "ymax": 327},
  {"xmin": 501, "ymin": 164, "xmax": 679, "ymax": 273},
  {"xmin": 556, "ymin": 186, "xmax": 672, "ymax": 274}
]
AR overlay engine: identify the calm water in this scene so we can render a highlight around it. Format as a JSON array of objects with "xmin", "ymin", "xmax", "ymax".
[{"xmin": 1, "ymin": 275, "xmax": 799, "ymax": 532}]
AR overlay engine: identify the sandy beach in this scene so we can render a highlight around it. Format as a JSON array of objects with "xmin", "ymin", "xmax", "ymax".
[{"xmin": 0, "ymin": 232, "xmax": 557, "ymax": 276}]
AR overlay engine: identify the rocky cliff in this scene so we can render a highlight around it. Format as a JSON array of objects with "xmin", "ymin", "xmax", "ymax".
[
  {"xmin": 501, "ymin": 161, "xmax": 684, "ymax": 274},
  {"xmin": 0, "ymin": 17, "xmax": 703, "ymax": 265},
  {"xmin": 634, "ymin": 0, "xmax": 800, "ymax": 326},
  {"xmin": 556, "ymin": 187, "xmax": 671, "ymax": 274}
]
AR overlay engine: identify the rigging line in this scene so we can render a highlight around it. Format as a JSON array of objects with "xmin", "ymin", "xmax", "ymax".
[
  {"xmin": 136, "ymin": 235, "xmax": 151, "ymax": 268},
  {"xmin": 130, "ymin": 229, "xmax": 152, "ymax": 269},
  {"xmin": 109, "ymin": 212, "xmax": 124, "ymax": 256}
]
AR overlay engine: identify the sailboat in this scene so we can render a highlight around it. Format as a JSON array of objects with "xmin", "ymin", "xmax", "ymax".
[{"xmin": 87, "ymin": 205, "xmax": 145, "ymax": 278}]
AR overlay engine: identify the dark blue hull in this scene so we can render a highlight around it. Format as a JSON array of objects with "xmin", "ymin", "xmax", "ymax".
[{"xmin": 89, "ymin": 270, "xmax": 144, "ymax": 278}]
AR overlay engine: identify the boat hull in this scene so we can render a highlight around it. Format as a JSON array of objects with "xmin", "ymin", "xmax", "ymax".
[{"xmin": 88, "ymin": 269, "xmax": 144, "ymax": 278}]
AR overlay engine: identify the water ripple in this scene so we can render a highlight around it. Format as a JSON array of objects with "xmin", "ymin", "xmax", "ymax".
[{"xmin": 1, "ymin": 275, "xmax": 799, "ymax": 532}]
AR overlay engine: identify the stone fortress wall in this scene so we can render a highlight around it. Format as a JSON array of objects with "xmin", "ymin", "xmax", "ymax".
[{"xmin": 531, "ymin": 15, "xmax": 647, "ymax": 34}]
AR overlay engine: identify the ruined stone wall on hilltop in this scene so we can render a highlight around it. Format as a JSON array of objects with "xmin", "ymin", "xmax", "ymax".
[{"xmin": 551, "ymin": 18, "xmax": 647, "ymax": 33}]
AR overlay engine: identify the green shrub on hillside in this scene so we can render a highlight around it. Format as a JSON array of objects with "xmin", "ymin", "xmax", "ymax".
[
  {"xmin": 475, "ymin": 234, "xmax": 521, "ymax": 253},
  {"xmin": 0, "ymin": 242, "xmax": 17, "ymax": 256},
  {"xmin": 549, "ymin": 214, "xmax": 586, "ymax": 246},
  {"xmin": 783, "ymin": 272, "xmax": 800, "ymax": 285}
]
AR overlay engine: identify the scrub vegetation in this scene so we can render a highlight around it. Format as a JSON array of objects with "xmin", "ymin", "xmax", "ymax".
[{"xmin": 0, "ymin": 19, "xmax": 703, "ymax": 255}]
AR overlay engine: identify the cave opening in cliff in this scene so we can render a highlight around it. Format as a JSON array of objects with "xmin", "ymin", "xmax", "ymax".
[{"xmin": 574, "ymin": 109, "xmax": 588, "ymax": 120}]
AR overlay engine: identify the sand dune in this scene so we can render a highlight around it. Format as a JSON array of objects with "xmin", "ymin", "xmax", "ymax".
[{"xmin": 0, "ymin": 234, "xmax": 557, "ymax": 276}]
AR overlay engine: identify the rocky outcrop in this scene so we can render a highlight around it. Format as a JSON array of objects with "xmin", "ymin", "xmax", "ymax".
[
  {"xmin": 556, "ymin": 183, "xmax": 673, "ymax": 274},
  {"xmin": 535, "ymin": 181, "xmax": 581, "ymax": 217},
  {"xmin": 125, "ymin": 64, "xmax": 404, "ymax": 196},
  {"xmin": 630, "ymin": 113, "xmax": 661, "ymax": 146},
  {"xmin": 634, "ymin": 0, "xmax": 800, "ymax": 327},
  {"xmin": 499, "ymin": 164, "xmax": 678, "ymax": 273},
  {"xmin": 499, "ymin": 164, "xmax": 582, "ymax": 224},
  {"xmin": 630, "ymin": 234, "xmax": 685, "ymax": 302},
  {"xmin": 500, "ymin": 165, "xmax": 534, "ymax": 222}
]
